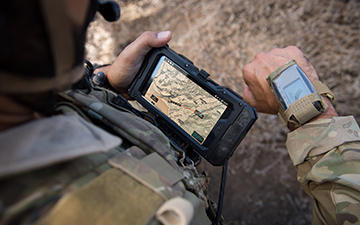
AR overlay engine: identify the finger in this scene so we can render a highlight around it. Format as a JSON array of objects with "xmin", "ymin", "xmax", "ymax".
[
  {"xmin": 107, "ymin": 31, "xmax": 172, "ymax": 93},
  {"xmin": 270, "ymin": 46, "xmax": 309, "ymax": 68},
  {"xmin": 269, "ymin": 47, "xmax": 289, "ymax": 58},
  {"xmin": 270, "ymin": 46, "xmax": 319, "ymax": 81},
  {"xmin": 126, "ymin": 31, "xmax": 172, "ymax": 57}
]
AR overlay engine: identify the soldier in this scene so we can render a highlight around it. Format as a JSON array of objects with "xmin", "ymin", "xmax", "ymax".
[
  {"xmin": 242, "ymin": 46, "xmax": 360, "ymax": 224},
  {"xmin": 1, "ymin": 1, "xmax": 359, "ymax": 225},
  {"xmin": 0, "ymin": 0, "xmax": 214, "ymax": 224}
]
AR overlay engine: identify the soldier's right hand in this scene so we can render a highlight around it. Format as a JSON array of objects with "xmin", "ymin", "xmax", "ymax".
[
  {"xmin": 242, "ymin": 46, "xmax": 338, "ymax": 130},
  {"xmin": 242, "ymin": 46, "xmax": 320, "ymax": 114}
]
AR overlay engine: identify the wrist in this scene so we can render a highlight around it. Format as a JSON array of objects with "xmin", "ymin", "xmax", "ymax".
[
  {"xmin": 93, "ymin": 65, "xmax": 129, "ymax": 97},
  {"xmin": 92, "ymin": 65, "xmax": 112, "ymax": 90},
  {"xmin": 93, "ymin": 65, "xmax": 110, "ymax": 77},
  {"xmin": 91, "ymin": 65, "xmax": 123, "ymax": 95},
  {"xmin": 266, "ymin": 60, "xmax": 336, "ymax": 130}
]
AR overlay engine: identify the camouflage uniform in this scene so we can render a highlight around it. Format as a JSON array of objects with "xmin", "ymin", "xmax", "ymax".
[
  {"xmin": 2, "ymin": 72, "xmax": 358, "ymax": 225},
  {"xmin": 287, "ymin": 116, "xmax": 360, "ymax": 224},
  {"xmin": 0, "ymin": 88, "xmax": 213, "ymax": 225}
]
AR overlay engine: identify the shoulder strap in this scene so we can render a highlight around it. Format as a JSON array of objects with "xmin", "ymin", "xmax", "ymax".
[
  {"xmin": 58, "ymin": 89, "xmax": 181, "ymax": 170},
  {"xmin": 57, "ymin": 87, "xmax": 215, "ymax": 224}
]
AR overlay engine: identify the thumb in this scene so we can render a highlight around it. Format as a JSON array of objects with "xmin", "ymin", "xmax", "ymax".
[
  {"xmin": 127, "ymin": 31, "xmax": 172, "ymax": 57},
  {"xmin": 107, "ymin": 31, "xmax": 172, "ymax": 93}
]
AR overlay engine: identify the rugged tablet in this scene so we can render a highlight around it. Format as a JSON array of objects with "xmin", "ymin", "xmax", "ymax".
[{"xmin": 128, "ymin": 45, "xmax": 257, "ymax": 166}]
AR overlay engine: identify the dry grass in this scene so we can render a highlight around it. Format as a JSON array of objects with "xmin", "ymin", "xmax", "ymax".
[{"xmin": 86, "ymin": 0, "xmax": 360, "ymax": 224}]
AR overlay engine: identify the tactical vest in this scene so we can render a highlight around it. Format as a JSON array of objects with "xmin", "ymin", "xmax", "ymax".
[{"xmin": 0, "ymin": 76, "xmax": 223, "ymax": 224}]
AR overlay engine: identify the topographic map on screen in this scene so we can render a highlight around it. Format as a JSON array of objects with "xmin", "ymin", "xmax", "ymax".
[{"xmin": 144, "ymin": 57, "xmax": 227, "ymax": 143}]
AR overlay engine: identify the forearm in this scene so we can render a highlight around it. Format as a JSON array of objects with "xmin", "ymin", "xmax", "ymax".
[
  {"xmin": 287, "ymin": 116, "xmax": 360, "ymax": 224},
  {"xmin": 241, "ymin": 45, "xmax": 360, "ymax": 223}
]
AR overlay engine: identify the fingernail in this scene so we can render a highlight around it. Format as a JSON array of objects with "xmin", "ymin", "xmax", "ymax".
[{"xmin": 157, "ymin": 31, "xmax": 170, "ymax": 39}]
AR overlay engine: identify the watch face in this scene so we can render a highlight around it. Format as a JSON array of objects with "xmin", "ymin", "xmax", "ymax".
[
  {"xmin": 272, "ymin": 65, "xmax": 315, "ymax": 110},
  {"xmin": 283, "ymin": 77, "xmax": 311, "ymax": 105}
]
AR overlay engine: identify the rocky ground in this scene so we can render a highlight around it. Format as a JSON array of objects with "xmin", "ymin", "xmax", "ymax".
[{"xmin": 86, "ymin": 0, "xmax": 360, "ymax": 224}]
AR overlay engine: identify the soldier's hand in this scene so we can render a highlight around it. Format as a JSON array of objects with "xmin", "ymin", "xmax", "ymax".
[
  {"xmin": 106, "ymin": 31, "xmax": 172, "ymax": 96},
  {"xmin": 242, "ymin": 46, "xmax": 320, "ymax": 114}
]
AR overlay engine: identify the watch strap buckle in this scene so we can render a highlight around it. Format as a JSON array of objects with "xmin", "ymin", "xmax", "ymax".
[
  {"xmin": 280, "ymin": 92, "xmax": 328, "ymax": 127},
  {"xmin": 312, "ymin": 80, "xmax": 335, "ymax": 103}
]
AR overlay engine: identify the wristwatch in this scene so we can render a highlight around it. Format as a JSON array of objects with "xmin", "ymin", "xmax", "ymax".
[{"xmin": 266, "ymin": 60, "xmax": 335, "ymax": 128}]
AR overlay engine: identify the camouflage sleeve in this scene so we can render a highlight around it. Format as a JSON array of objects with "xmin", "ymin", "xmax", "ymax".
[{"xmin": 286, "ymin": 116, "xmax": 360, "ymax": 224}]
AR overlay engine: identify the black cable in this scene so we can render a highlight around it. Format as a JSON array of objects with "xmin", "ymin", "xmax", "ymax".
[{"xmin": 212, "ymin": 159, "xmax": 228, "ymax": 225}]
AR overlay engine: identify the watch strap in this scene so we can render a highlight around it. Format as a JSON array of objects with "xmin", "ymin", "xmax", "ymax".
[
  {"xmin": 278, "ymin": 92, "xmax": 328, "ymax": 127},
  {"xmin": 312, "ymin": 80, "xmax": 335, "ymax": 103},
  {"xmin": 267, "ymin": 60, "xmax": 335, "ymax": 128}
]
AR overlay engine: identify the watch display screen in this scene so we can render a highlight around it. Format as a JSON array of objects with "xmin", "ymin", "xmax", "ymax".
[
  {"xmin": 272, "ymin": 64, "xmax": 315, "ymax": 110},
  {"xmin": 283, "ymin": 77, "xmax": 311, "ymax": 105}
]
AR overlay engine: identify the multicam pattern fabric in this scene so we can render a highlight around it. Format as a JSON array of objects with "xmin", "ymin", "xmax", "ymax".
[
  {"xmin": 0, "ymin": 87, "xmax": 212, "ymax": 225},
  {"xmin": 287, "ymin": 116, "xmax": 360, "ymax": 224},
  {"xmin": 0, "ymin": 148, "xmax": 122, "ymax": 225},
  {"xmin": 109, "ymin": 151, "xmax": 185, "ymax": 200},
  {"xmin": 59, "ymin": 89, "xmax": 179, "ymax": 168},
  {"xmin": 60, "ymin": 88, "xmax": 211, "ymax": 202}
]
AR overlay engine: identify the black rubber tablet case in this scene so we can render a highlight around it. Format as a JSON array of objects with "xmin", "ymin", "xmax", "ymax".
[{"xmin": 129, "ymin": 45, "xmax": 257, "ymax": 166}]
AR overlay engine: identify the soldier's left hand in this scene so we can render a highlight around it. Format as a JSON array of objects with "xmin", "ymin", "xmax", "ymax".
[{"xmin": 106, "ymin": 31, "xmax": 172, "ymax": 96}]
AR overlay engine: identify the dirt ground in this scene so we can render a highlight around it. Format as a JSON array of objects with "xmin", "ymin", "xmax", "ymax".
[{"xmin": 86, "ymin": 0, "xmax": 360, "ymax": 224}]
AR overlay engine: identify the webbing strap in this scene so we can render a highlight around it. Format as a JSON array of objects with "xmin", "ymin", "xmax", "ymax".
[
  {"xmin": 141, "ymin": 152, "xmax": 184, "ymax": 185},
  {"xmin": 108, "ymin": 151, "xmax": 184, "ymax": 200},
  {"xmin": 36, "ymin": 169, "xmax": 164, "ymax": 225},
  {"xmin": 267, "ymin": 60, "xmax": 335, "ymax": 128},
  {"xmin": 313, "ymin": 80, "xmax": 335, "ymax": 102},
  {"xmin": 283, "ymin": 92, "xmax": 327, "ymax": 126}
]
